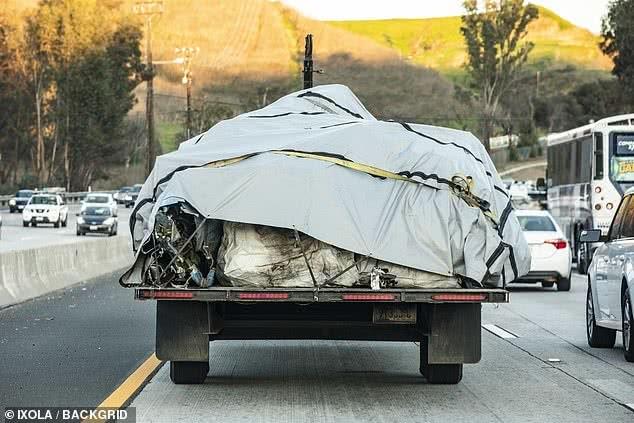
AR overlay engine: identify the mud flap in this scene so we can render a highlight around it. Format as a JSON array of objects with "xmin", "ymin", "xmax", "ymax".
[
  {"xmin": 156, "ymin": 301, "xmax": 209, "ymax": 362},
  {"xmin": 425, "ymin": 303, "xmax": 481, "ymax": 364}
]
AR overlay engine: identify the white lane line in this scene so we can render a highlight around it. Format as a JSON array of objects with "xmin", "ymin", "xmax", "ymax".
[{"xmin": 482, "ymin": 323, "xmax": 518, "ymax": 339}]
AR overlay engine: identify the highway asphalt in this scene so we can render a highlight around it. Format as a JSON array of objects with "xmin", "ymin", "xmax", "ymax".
[
  {"xmin": 0, "ymin": 271, "xmax": 155, "ymax": 409},
  {"xmin": 1, "ymin": 271, "xmax": 633, "ymax": 421},
  {"xmin": 0, "ymin": 205, "xmax": 132, "ymax": 253}
]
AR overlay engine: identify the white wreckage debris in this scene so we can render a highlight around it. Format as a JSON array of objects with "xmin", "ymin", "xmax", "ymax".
[{"xmin": 120, "ymin": 84, "xmax": 530, "ymax": 289}]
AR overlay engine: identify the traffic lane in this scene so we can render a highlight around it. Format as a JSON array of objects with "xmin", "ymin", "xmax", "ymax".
[
  {"xmin": 0, "ymin": 271, "xmax": 155, "ymax": 408},
  {"xmin": 131, "ymin": 336, "xmax": 632, "ymax": 422},
  {"xmin": 482, "ymin": 273, "xmax": 634, "ymax": 409},
  {"xmin": 0, "ymin": 205, "xmax": 132, "ymax": 253},
  {"xmin": 501, "ymin": 273, "xmax": 633, "ymax": 374}
]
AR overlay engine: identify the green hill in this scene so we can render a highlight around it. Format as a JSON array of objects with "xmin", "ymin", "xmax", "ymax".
[{"xmin": 330, "ymin": 6, "xmax": 611, "ymax": 73}]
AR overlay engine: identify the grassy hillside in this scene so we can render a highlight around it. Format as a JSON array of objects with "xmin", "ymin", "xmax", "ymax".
[
  {"xmin": 126, "ymin": 0, "xmax": 471, "ymax": 141},
  {"xmin": 330, "ymin": 6, "xmax": 611, "ymax": 73}
]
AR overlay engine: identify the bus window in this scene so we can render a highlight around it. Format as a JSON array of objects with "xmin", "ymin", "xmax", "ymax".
[
  {"xmin": 610, "ymin": 133, "xmax": 634, "ymax": 182},
  {"xmin": 594, "ymin": 132, "xmax": 603, "ymax": 180}
]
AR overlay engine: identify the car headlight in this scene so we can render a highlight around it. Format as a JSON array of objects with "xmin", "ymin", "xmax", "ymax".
[
  {"xmin": 125, "ymin": 195, "xmax": 132, "ymax": 201},
  {"xmin": 9, "ymin": 199, "xmax": 16, "ymax": 206},
  {"xmin": 77, "ymin": 217, "xmax": 85, "ymax": 224},
  {"xmin": 103, "ymin": 217, "xmax": 115, "ymax": 225}
]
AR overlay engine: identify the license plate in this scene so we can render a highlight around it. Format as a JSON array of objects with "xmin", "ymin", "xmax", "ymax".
[
  {"xmin": 90, "ymin": 225, "xmax": 98, "ymax": 230},
  {"xmin": 18, "ymin": 205, "xmax": 23, "ymax": 209},
  {"xmin": 36, "ymin": 217, "xmax": 43, "ymax": 221},
  {"xmin": 372, "ymin": 304, "xmax": 417, "ymax": 324},
  {"xmin": 619, "ymin": 161, "xmax": 634, "ymax": 173}
]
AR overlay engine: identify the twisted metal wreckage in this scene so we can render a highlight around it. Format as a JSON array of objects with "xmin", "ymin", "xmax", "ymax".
[{"xmin": 120, "ymin": 85, "xmax": 530, "ymax": 291}]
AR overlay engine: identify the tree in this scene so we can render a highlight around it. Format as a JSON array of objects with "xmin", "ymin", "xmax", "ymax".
[
  {"xmin": 460, "ymin": 0, "xmax": 538, "ymax": 151},
  {"xmin": 22, "ymin": 0, "xmax": 144, "ymax": 190},
  {"xmin": 601, "ymin": 0, "xmax": 634, "ymax": 99}
]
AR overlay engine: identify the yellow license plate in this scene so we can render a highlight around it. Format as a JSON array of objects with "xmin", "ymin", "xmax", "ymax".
[{"xmin": 619, "ymin": 161, "xmax": 634, "ymax": 173}]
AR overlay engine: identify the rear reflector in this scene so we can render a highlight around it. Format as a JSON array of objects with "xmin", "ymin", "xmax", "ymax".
[
  {"xmin": 238, "ymin": 292, "xmax": 289, "ymax": 300},
  {"xmin": 432, "ymin": 293, "xmax": 487, "ymax": 302},
  {"xmin": 544, "ymin": 239, "xmax": 567, "ymax": 249},
  {"xmin": 142, "ymin": 290, "xmax": 194, "ymax": 299},
  {"xmin": 341, "ymin": 293, "xmax": 396, "ymax": 301}
]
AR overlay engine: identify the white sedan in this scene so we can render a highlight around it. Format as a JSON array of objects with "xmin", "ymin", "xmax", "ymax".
[
  {"xmin": 22, "ymin": 194, "xmax": 69, "ymax": 228},
  {"xmin": 514, "ymin": 210, "xmax": 572, "ymax": 291}
]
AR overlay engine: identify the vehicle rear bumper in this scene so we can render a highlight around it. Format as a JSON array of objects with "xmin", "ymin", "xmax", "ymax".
[
  {"xmin": 134, "ymin": 287, "xmax": 509, "ymax": 304},
  {"xmin": 513, "ymin": 271, "xmax": 561, "ymax": 283},
  {"xmin": 77, "ymin": 223, "xmax": 113, "ymax": 233}
]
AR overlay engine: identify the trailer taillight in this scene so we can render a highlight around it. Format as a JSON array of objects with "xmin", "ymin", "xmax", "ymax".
[
  {"xmin": 238, "ymin": 292, "xmax": 289, "ymax": 300},
  {"xmin": 141, "ymin": 290, "xmax": 194, "ymax": 299},
  {"xmin": 341, "ymin": 293, "xmax": 396, "ymax": 301},
  {"xmin": 431, "ymin": 293, "xmax": 487, "ymax": 302}
]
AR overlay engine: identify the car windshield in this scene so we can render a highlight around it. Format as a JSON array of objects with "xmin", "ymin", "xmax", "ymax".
[
  {"xmin": 30, "ymin": 196, "xmax": 57, "ymax": 205},
  {"xmin": 85, "ymin": 195, "xmax": 108, "ymax": 203},
  {"xmin": 119, "ymin": 187, "xmax": 131, "ymax": 192},
  {"xmin": 131, "ymin": 186, "xmax": 142, "ymax": 193},
  {"xmin": 16, "ymin": 191, "xmax": 33, "ymax": 198},
  {"xmin": 83, "ymin": 207, "xmax": 111, "ymax": 216},
  {"xmin": 518, "ymin": 215, "xmax": 556, "ymax": 232}
]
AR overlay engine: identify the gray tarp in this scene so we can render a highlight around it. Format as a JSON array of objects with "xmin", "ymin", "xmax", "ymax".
[{"xmin": 123, "ymin": 84, "xmax": 530, "ymax": 287}]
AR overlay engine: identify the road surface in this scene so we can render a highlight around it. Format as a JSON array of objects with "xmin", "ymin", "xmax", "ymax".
[
  {"xmin": 1, "ymin": 272, "xmax": 632, "ymax": 422},
  {"xmin": 0, "ymin": 205, "xmax": 132, "ymax": 253}
]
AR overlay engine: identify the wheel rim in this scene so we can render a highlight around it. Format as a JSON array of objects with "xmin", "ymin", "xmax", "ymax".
[
  {"xmin": 624, "ymin": 293, "xmax": 632, "ymax": 351},
  {"xmin": 587, "ymin": 288, "xmax": 594, "ymax": 339}
]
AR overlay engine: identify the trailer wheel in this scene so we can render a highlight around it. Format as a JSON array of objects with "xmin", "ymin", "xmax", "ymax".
[
  {"xmin": 420, "ymin": 363, "xmax": 463, "ymax": 384},
  {"xmin": 169, "ymin": 361, "xmax": 209, "ymax": 384}
]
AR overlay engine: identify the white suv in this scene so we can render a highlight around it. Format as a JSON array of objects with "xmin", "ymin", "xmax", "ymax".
[{"xmin": 23, "ymin": 194, "xmax": 69, "ymax": 228}]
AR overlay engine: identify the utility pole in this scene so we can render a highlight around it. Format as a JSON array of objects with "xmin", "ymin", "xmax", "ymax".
[
  {"xmin": 175, "ymin": 47, "xmax": 199, "ymax": 139},
  {"xmin": 303, "ymin": 34, "xmax": 313, "ymax": 89},
  {"xmin": 134, "ymin": 1, "xmax": 163, "ymax": 177}
]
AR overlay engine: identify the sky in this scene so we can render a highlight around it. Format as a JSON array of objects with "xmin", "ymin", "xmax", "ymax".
[{"xmin": 279, "ymin": 0, "xmax": 610, "ymax": 34}]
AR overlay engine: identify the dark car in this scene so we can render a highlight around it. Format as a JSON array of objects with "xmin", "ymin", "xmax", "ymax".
[
  {"xmin": 76, "ymin": 206, "xmax": 118, "ymax": 236},
  {"xmin": 124, "ymin": 184, "xmax": 142, "ymax": 208},
  {"xmin": 9, "ymin": 189, "xmax": 34, "ymax": 213}
]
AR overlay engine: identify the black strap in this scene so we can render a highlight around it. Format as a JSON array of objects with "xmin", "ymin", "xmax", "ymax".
[
  {"xmin": 298, "ymin": 91, "xmax": 364, "ymax": 119},
  {"xmin": 248, "ymin": 111, "xmax": 325, "ymax": 118}
]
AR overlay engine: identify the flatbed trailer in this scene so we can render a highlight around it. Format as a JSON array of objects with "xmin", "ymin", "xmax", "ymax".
[{"xmin": 135, "ymin": 286, "xmax": 509, "ymax": 384}]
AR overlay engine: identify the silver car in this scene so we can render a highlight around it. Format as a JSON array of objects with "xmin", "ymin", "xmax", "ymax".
[{"xmin": 581, "ymin": 187, "xmax": 634, "ymax": 362}]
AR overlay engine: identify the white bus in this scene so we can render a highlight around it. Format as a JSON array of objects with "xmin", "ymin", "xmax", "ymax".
[{"xmin": 547, "ymin": 114, "xmax": 634, "ymax": 274}]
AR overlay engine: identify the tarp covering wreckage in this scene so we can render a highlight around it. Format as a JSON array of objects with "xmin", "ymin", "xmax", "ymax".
[{"xmin": 121, "ymin": 84, "xmax": 530, "ymax": 290}]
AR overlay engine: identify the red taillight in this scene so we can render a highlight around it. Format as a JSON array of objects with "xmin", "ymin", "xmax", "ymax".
[
  {"xmin": 341, "ymin": 293, "xmax": 396, "ymax": 301},
  {"xmin": 238, "ymin": 292, "xmax": 289, "ymax": 300},
  {"xmin": 431, "ymin": 293, "xmax": 487, "ymax": 302},
  {"xmin": 545, "ymin": 239, "xmax": 567, "ymax": 249},
  {"xmin": 142, "ymin": 290, "xmax": 194, "ymax": 299}
]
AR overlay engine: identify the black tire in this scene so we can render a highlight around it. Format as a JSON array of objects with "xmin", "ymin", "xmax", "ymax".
[
  {"xmin": 62, "ymin": 217, "xmax": 67, "ymax": 227},
  {"xmin": 169, "ymin": 361, "xmax": 209, "ymax": 384},
  {"xmin": 53, "ymin": 219, "xmax": 60, "ymax": 228},
  {"xmin": 31, "ymin": 222, "xmax": 36, "ymax": 227},
  {"xmin": 420, "ymin": 363, "xmax": 463, "ymax": 384},
  {"xmin": 577, "ymin": 240, "xmax": 589, "ymax": 275},
  {"xmin": 9, "ymin": 209, "xmax": 15, "ymax": 214},
  {"xmin": 419, "ymin": 340, "xmax": 463, "ymax": 384},
  {"xmin": 542, "ymin": 281, "xmax": 554, "ymax": 288},
  {"xmin": 23, "ymin": 221, "xmax": 28, "ymax": 227},
  {"xmin": 623, "ymin": 288, "xmax": 634, "ymax": 362},
  {"xmin": 587, "ymin": 283, "xmax": 617, "ymax": 348},
  {"xmin": 557, "ymin": 275, "xmax": 571, "ymax": 291}
]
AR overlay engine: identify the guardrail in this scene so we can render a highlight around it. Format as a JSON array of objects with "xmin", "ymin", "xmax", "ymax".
[{"xmin": 0, "ymin": 191, "xmax": 117, "ymax": 208}]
